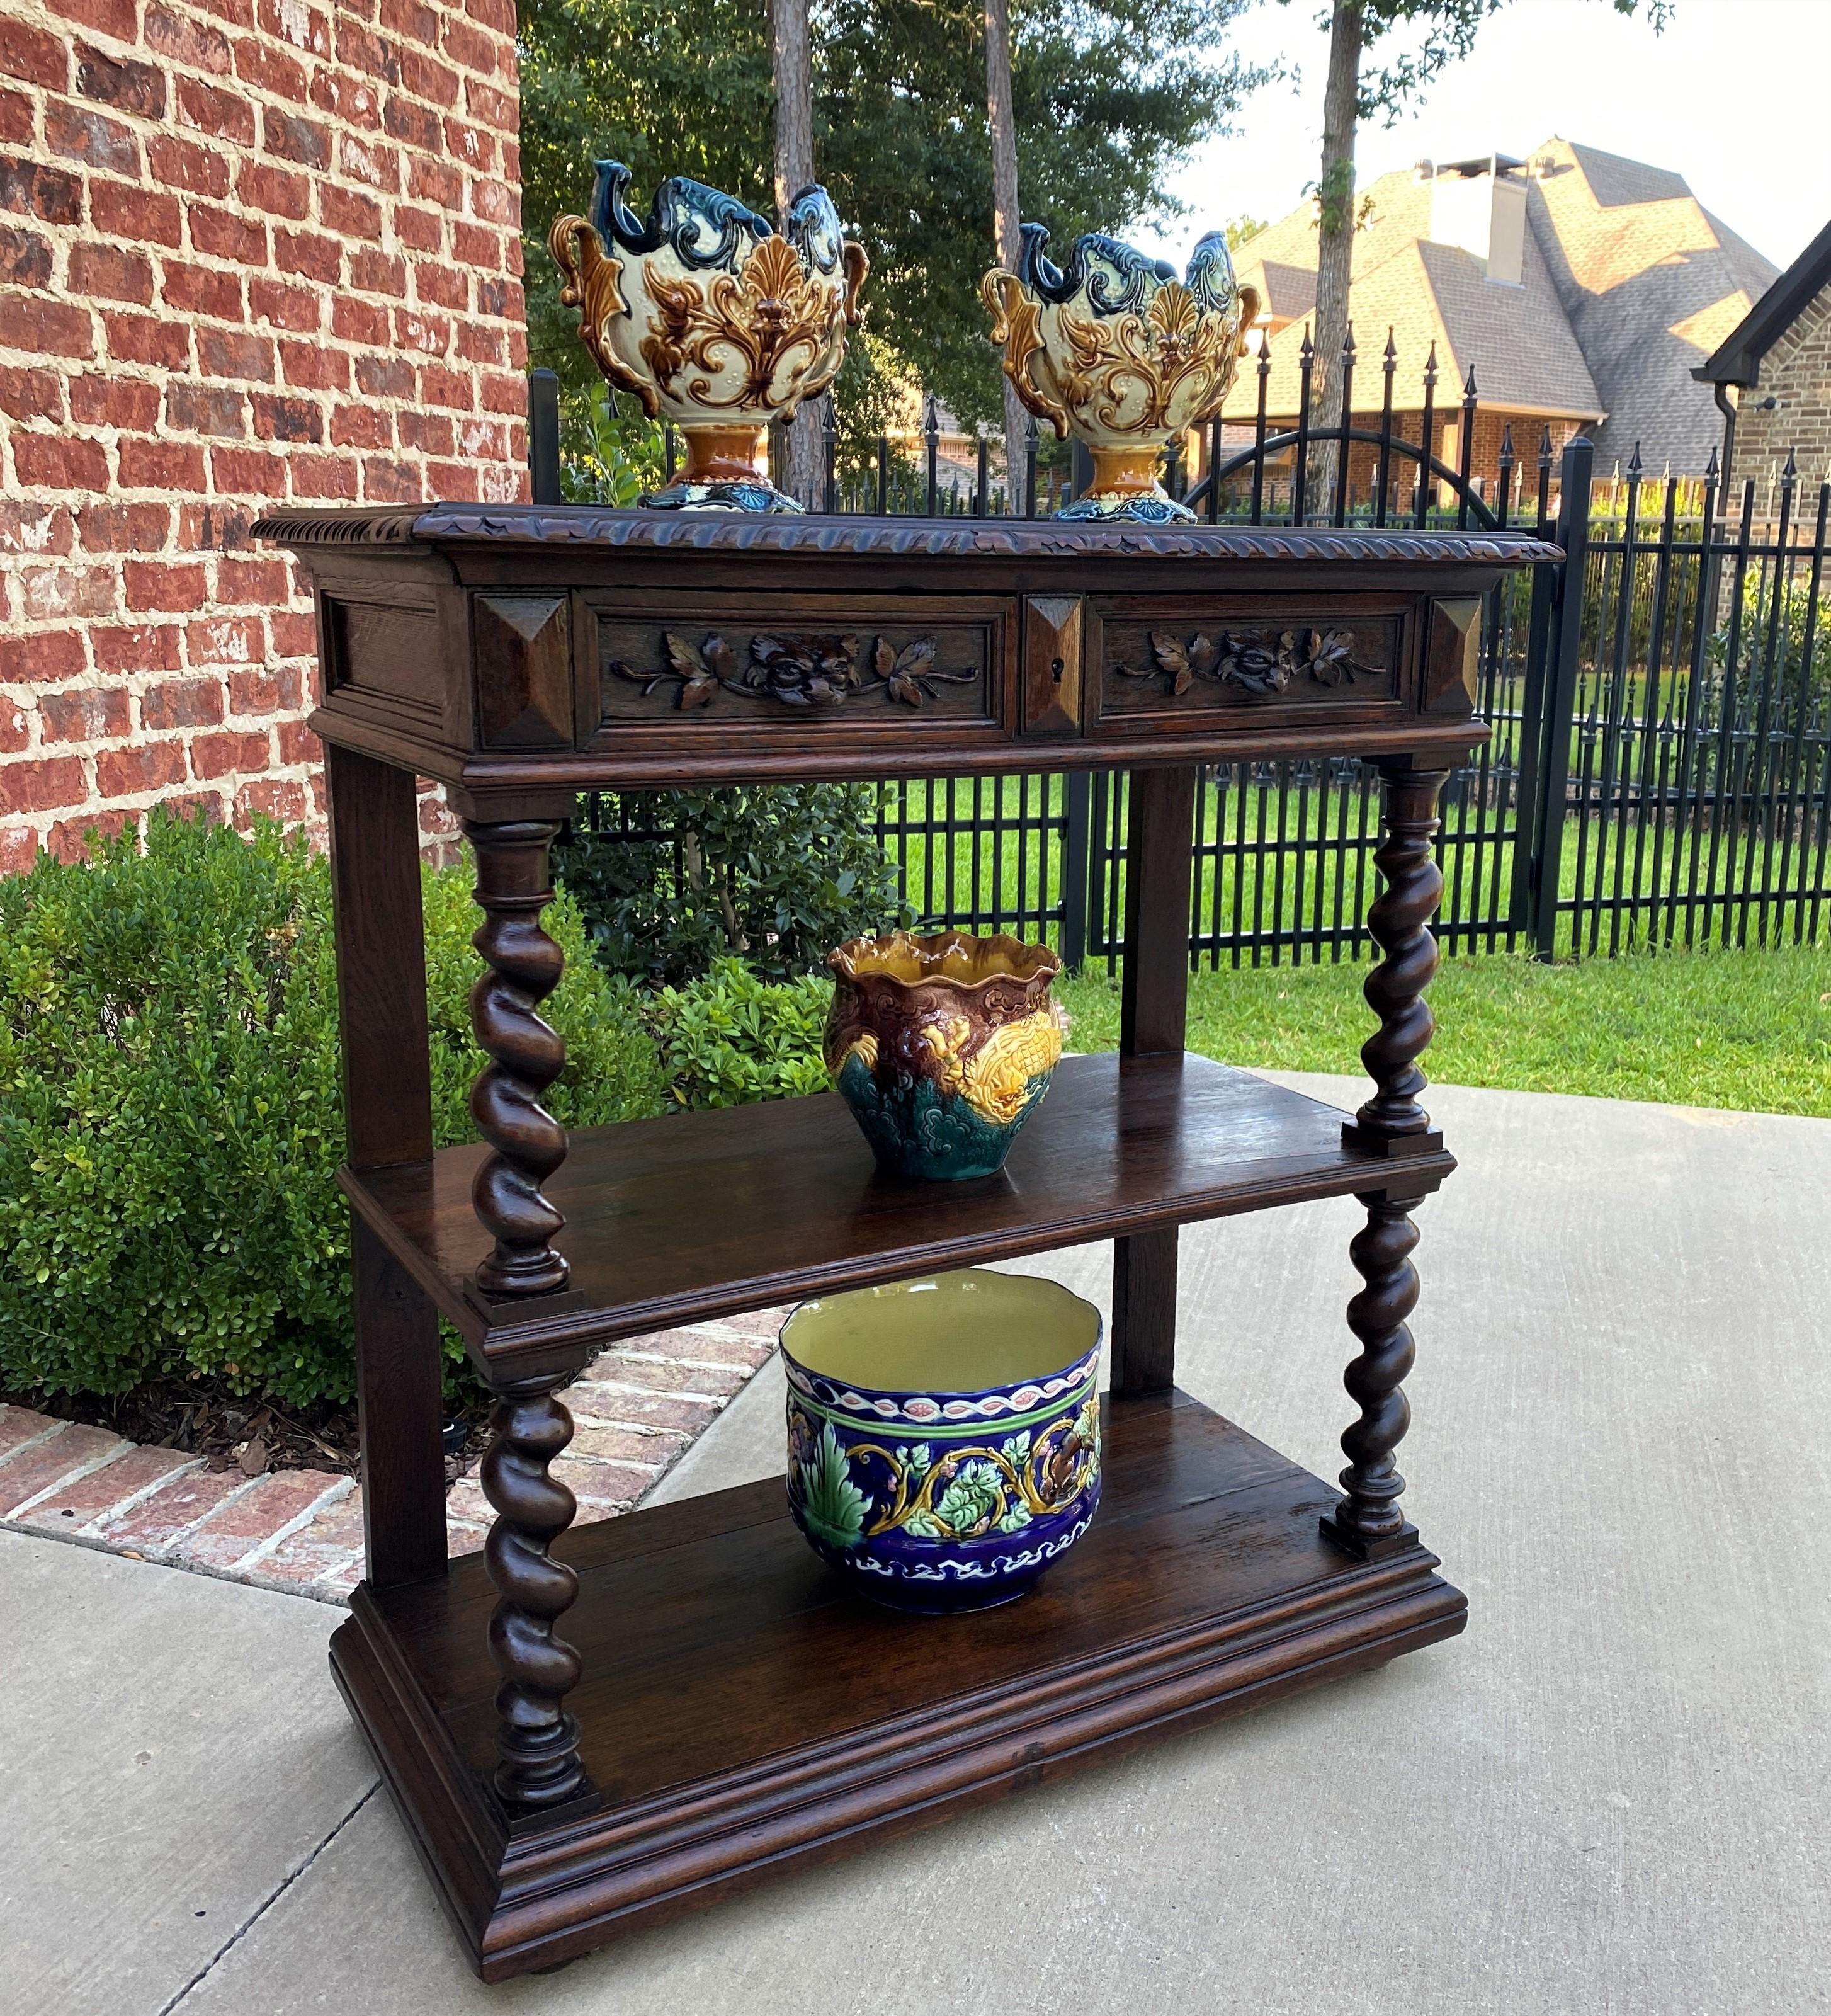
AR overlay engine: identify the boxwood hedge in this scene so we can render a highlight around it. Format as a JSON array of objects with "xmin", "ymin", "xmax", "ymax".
[{"xmin": 0, "ymin": 811, "xmax": 667, "ymax": 1407}]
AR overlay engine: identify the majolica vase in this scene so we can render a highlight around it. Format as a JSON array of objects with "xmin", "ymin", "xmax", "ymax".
[
  {"xmin": 549, "ymin": 162, "xmax": 868, "ymax": 512},
  {"xmin": 825, "ymin": 930, "xmax": 1064, "ymax": 1181},
  {"xmin": 981, "ymin": 224, "xmax": 1260, "ymax": 523},
  {"xmin": 781, "ymin": 1270, "xmax": 1103, "ymax": 1612}
]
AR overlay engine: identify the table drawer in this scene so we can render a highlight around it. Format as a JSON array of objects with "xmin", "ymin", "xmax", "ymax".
[
  {"xmin": 577, "ymin": 591, "xmax": 1013, "ymax": 753},
  {"xmin": 1087, "ymin": 593, "xmax": 1415, "ymax": 739}
]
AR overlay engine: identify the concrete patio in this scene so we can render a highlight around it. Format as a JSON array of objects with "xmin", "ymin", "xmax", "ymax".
[{"xmin": 7, "ymin": 1073, "xmax": 1828, "ymax": 2015}]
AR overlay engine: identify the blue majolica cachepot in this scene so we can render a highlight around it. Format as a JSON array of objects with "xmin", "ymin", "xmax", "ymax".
[{"xmin": 781, "ymin": 1270, "xmax": 1103, "ymax": 1613}]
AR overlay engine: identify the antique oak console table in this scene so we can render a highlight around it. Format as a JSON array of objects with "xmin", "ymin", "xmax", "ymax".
[{"xmin": 256, "ymin": 503, "xmax": 1553, "ymax": 1981}]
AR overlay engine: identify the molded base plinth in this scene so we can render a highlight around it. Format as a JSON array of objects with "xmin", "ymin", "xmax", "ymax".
[{"xmin": 329, "ymin": 1389, "xmax": 1465, "ymax": 1981}]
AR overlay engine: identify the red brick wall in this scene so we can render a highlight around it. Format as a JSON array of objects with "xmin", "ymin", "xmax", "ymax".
[{"xmin": 0, "ymin": 0, "xmax": 529, "ymax": 867}]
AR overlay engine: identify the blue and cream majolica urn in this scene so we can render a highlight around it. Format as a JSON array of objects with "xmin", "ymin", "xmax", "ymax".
[
  {"xmin": 549, "ymin": 162, "xmax": 868, "ymax": 511},
  {"xmin": 824, "ymin": 930, "xmax": 1065, "ymax": 1182},
  {"xmin": 981, "ymin": 224, "xmax": 1261, "ymax": 523},
  {"xmin": 781, "ymin": 1270, "xmax": 1103, "ymax": 1612}
]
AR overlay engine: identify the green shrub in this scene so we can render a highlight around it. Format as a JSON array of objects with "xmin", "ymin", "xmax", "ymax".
[
  {"xmin": 1706, "ymin": 564, "xmax": 1831, "ymax": 730},
  {"xmin": 0, "ymin": 811, "xmax": 662, "ymax": 1408},
  {"xmin": 418, "ymin": 860, "xmax": 665, "ymax": 1142},
  {"xmin": 556, "ymin": 783, "xmax": 910, "ymax": 984},
  {"xmin": 642, "ymin": 957, "xmax": 831, "ymax": 1108},
  {"xmin": 559, "ymin": 380, "xmax": 662, "ymax": 506}
]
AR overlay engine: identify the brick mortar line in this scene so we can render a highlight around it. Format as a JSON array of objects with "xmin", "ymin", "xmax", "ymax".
[
  {"xmin": 612, "ymin": 1351, "xmax": 777, "ymax": 1376},
  {"xmin": 76, "ymin": 1453, "xmax": 209, "ymax": 1531},
  {"xmin": 138, "ymin": 1468, "xmax": 269, "ymax": 1561},
  {"xmin": 0, "ymin": 1417, "xmax": 71, "ymax": 1468},
  {"xmin": 552, "ymin": 1455, "xmax": 666, "ymax": 1475},
  {"xmin": 230, "ymin": 1469, "xmax": 354, "ymax": 1572},
  {"xmin": 0, "ymin": 0, "xmax": 530, "ymax": 852},
  {"xmin": 0, "ymin": 1334, "xmax": 782, "ymax": 1599},
  {"xmin": 1, "ymin": 1435, "xmax": 135, "ymax": 1517}
]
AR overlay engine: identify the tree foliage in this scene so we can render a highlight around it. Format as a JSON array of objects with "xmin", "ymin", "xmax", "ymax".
[
  {"xmin": 518, "ymin": 0, "xmax": 1264, "ymax": 428},
  {"xmin": 555, "ymin": 784, "xmax": 911, "ymax": 985}
]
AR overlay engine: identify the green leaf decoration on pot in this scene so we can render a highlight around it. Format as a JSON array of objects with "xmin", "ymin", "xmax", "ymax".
[
  {"xmin": 933, "ymin": 1459, "xmax": 1003, "ymax": 1537},
  {"xmin": 795, "ymin": 1422, "xmax": 868, "ymax": 1551}
]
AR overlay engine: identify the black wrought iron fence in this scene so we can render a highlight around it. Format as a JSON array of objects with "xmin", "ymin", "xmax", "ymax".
[
  {"xmin": 538, "ymin": 333, "xmax": 1831, "ymax": 965},
  {"xmin": 1539, "ymin": 453, "xmax": 1831, "ymax": 957}
]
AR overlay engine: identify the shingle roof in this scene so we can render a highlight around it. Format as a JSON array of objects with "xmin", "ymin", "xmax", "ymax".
[
  {"xmin": 1524, "ymin": 136, "xmax": 1777, "ymax": 471},
  {"xmin": 1223, "ymin": 164, "xmax": 1600, "ymax": 424},
  {"xmin": 1220, "ymin": 136, "xmax": 1779, "ymax": 474}
]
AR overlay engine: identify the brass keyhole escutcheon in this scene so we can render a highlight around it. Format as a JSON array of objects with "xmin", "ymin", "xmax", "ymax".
[{"xmin": 1050, "ymin": 657, "xmax": 1065, "ymax": 684}]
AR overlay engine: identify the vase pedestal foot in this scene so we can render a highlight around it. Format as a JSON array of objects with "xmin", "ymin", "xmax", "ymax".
[{"xmin": 1057, "ymin": 490, "xmax": 1196, "ymax": 524}]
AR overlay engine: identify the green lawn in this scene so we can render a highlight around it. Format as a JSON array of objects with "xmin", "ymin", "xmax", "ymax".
[
  {"xmin": 888, "ymin": 774, "xmax": 1830, "ymax": 964},
  {"xmin": 1056, "ymin": 943, "xmax": 1831, "ymax": 1117}
]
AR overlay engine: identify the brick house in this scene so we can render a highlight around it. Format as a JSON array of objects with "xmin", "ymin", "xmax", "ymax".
[
  {"xmin": 1694, "ymin": 215, "xmax": 1831, "ymax": 503},
  {"xmin": 0, "ymin": 0, "xmax": 530, "ymax": 867},
  {"xmin": 1206, "ymin": 138, "xmax": 1776, "ymax": 506}
]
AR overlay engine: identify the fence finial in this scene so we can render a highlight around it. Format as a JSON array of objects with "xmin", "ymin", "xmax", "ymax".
[
  {"xmin": 1782, "ymin": 445, "xmax": 1798, "ymax": 486},
  {"xmin": 1626, "ymin": 441, "xmax": 1643, "ymax": 480}
]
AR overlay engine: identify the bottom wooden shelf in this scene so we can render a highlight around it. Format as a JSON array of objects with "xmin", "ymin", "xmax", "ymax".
[{"xmin": 330, "ymin": 1389, "xmax": 1466, "ymax": 1981}]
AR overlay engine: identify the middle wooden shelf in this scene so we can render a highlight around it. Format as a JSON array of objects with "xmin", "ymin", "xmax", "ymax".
[{"xmin": 342, "ymin": 1053, "xmax": 1456, "ymax": 1375}]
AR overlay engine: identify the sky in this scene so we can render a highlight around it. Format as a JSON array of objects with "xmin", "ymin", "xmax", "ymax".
[{"xmin": 1152, "ymin": 0, "xmax": 1831, "ymax": 274}]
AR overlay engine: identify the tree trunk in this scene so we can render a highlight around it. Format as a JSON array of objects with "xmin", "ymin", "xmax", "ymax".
[
  {"xmin": 771, "ymin": 0, "xmax": 823, "ymax": 508},
  {"xmin": 1310, "ymin": 0, "xmax": 1361, "ymax": 516},
  {"xmin": 984, "ymin": 0, "xmax": 1030, "ymax": 510}
]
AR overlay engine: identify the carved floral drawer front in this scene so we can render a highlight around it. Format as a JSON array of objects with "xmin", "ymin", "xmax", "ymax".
[
  {"xmin": 1092, "ymin": 598, "xmax": 1409, "ymax": 731},
  {"xmin": 586, "ymin": 593, "xmax": 1009, "ymax": 740}
]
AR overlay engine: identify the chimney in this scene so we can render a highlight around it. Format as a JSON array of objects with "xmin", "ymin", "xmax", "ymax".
[{"xmin": 1427, "ymin": 154, "xmax": 1527, "ymax": 287}]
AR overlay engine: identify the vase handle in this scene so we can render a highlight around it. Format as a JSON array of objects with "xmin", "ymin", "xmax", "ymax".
[
  {"xmin": 1235, "ymin": 283, "xmax": 1262, "ymax": 356},
  {"xmin": 841, "ymin": 239, "xmax": 870, "ymax": 326},
  {"xmin": 979, "ymin": 269, "xmax": 1072, "ymax": 441},
  {"xmin": 548, "ymin": 215, "xmax": 662, "ymax": 420}
]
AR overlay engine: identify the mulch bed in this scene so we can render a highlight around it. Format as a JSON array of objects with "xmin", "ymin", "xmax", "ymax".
[{"xmin": 2, "ymin": 1376, "xmax": 494, "ymax": 1488}]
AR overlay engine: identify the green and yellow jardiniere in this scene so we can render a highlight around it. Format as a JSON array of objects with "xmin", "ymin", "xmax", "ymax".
[{"xmin": 824, "ymin": 930, "xmax": 1065, "ymax": 1181}]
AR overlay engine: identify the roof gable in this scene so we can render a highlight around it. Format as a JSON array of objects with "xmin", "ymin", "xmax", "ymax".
[{"xmin": 1696, "ymin": 215, "xmax": 1831, "ymax": 387}]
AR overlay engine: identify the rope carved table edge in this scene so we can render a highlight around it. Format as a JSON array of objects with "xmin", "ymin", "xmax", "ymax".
[{"xmin": 249, "ymin": 501, "xmax": 1563, "ymax": 566}]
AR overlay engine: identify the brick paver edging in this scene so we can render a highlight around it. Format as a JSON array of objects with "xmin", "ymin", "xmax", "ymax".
[{"xmin": 0, "ymin": 1309, "xmax": 785, "ymax": 1603}]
